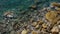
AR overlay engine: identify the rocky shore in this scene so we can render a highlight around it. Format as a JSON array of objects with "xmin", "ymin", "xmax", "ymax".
[{"xmin": 0, "ymin": 2, "xmax": 60, "ymax": 34}]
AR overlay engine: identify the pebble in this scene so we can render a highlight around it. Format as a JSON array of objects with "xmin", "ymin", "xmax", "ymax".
[
  {"xmin": 31, "ymin": 30, "xmax": 38, "ymax": 34},
  {"xmin": 51, "ymin": 26, "xmax": 59, "ymax": 32},
  {"xmin": 10, "ymin": 31, "xmax": 15, "ymax": 34},
  {"xmin": 58, "ymin": 25, "xmax": 60, "ymax": 28},
  {"xmin": 32, "ymin": 22, "xmax": 38, "ymax": 27},
  {"xmin": 51, "ymin": 2, "xmax": 60, "ymax": 7},
  {"xmin": 42, "ymin": 23, "xmax": 47, "ymax": 29},
  {"xmin": 35, "ymin": 25, "xmax": 39, "ymax": 29},
  {"xmin": 21, "ymin": 29, "xmax": 28, "ymax": 34},
  {"xmin": 4, "ymin": 12, "xmax": 14, "ymax": 18},
  {"xmin": 59, "ymin": 32, "xmax": 60, "ymax": 34},
  {"xmin": 37, "ymin": 20, "xmax": 43, "ymax": 25}
]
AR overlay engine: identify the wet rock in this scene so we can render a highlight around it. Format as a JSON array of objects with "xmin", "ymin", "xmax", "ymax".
[
  {"xmin": 3, "ymin": 12, "xmax": 14, "ymax": 19},
  {"xmin": 28, "ymin": 5, "xmax": 37, "ymax": 10}
]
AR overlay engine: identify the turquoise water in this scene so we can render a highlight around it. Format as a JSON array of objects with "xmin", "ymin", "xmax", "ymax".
[
  {"xmin": 0, "ymin": 0, "xmax": 35, "ymax": 11},
  {"xmin": 0, "ymin": 0, "xmax": 60, "ymax": 11},
  {"xmin": 0, "ymin": 0, "xmax": 60, "ymax": 20}
]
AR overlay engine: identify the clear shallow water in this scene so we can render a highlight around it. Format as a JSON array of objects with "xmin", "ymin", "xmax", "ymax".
[
  {"xmin": 0, "ymin": 0, "xmax": 60, "ymax": 11},
  {"xmin": 0, "ymin": 0, "xmax": 60, "ymax": 20}
]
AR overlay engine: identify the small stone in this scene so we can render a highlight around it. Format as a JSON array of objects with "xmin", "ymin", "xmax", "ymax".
[
  {"xmin": 10, "ymin": 31, "xmax": 15, "ymax": 34},
  {"xmin": 37, "ymin": 20, "xmax": 43, "ymax": 25},
  {"xmin": 32, "ymin": 22, "xmax": 38, "ymax": 27},
  {"xmin": 16, "ymin": 30, "xmax": 21, "ymax": 34},
  {"xmin": 42, "ymin": 8, "xmax": 47, "ymax": 11},
  {"xmin": 35, "ymin": 25, "xmax": 39, "ymax": 29},
  {"xmin": 57, "ymin": 21, "xmax": 60, "ymax": 24},
  {"xmin": 57, "ymin": 11, "xmax": 60, "ymax": 14},
  {"xmin": 42, "ymin": 23, "xmax": 47, "ymax": 29},
  {"xmin": 21, "ymin": 29, "xmax": 28, "ymax": 34},
  {"xmin": 51, "ymin": 26, "xmax": 59, "ymax": 32},
  {"xmin": 51, "ymin": 2, "xmax": 60, "ymax": 7},
  {"xmin": 30, "ymin": 18, "xmax": 34, "ymax": 22},
  {"xmin": 55, "ymin": 7, "xmax": 60, "ymax": 11},
  {"xmin": 59, "ymin": 32, "xmax": 60, "ymax": 34},
  {"xmin": 31, "ymin": 30, "xmax": 38, "ymax": 34},
  {"xmin": 52, "ymin": 32, "xmax": 58, "ymax": 34},
  {"xmin": 4, "ymin": 12, "xmax": 14, "ymax": 18},
  {"xmin": 31, "ymin": 5, "xmax": 36, "ymax": 9},
  {"xmin": 58, "ymin": 25, "xmax": 60, "ymax": 28},
  {"xmin": 13, "ymin": 23, "xmax": 20, "ymax": 30}
]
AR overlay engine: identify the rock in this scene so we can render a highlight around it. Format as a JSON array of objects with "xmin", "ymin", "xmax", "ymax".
[
  {"xmin": 52, "ymin": 32, "xmax": 58, "ymax": 34},
  {"xmin": 30, "ymin": 18, "xmax": 34, "ymax": 22},
  {"xmin": 35, "ymin": 25, "xmax": 39, "ymax": 29},
  {"xmin": 50, "ymin": 26, "xmax": 59, "ymax": 34},
  {"xmin": 37, "ymin": 20, "xmax": 43, "ymax": 25},
  {"xmin": 58, "ymin": 25, "xmax": 60, "ymax": 28},
  {"xmin": 45, "ymin": 11, "xmax": 58, "ymax": 23},
  {"xmin": 57, "ymin": 21, "xmax": 60, "ymax": 24},
  {"xmin": 13, "ymin": 23, "xmax": 20, "ymax": 31},
  {"xmin": 42, "ymin": 8, "xmax": 47, "ymax": 10},
  {"xmin": 3, "ymin": 11, "xmax": 14, "ymax": 19},
  {"xmin": 57, "ymin": 11, "xmax": 60, "ymax": 14},
  {"xmin": 51, "ymin": 26, "xmax": 59, "ymax": 32},
  {"xmin": 42, "ymin": 23, "xmax": 47, "ymax": 29},
  {"xmin": 55, "ymin": 7, "xmax": 60, "ymax": 11},
  {"xmin": 31, "ymin": 30, "xmax": 38, "ymax": 34},
  {"xmin": 59, "ymin": 32, "xmax": 60, "ymax": 34},
  {"xmin": 21, "ymin": 29, "xmax": 28, "ymax": 34},
  {"xmin": 10, "ymin": 31, "xmax": 15, "ymax": 34},
  {"xmin": 16, "ymin": 30, "xmax": 22, "ymax": 34},
  {"xmin": 51, "ymin": 2, "xmax": 60, "ymax": 7},
  {"xmin": 29, "ymin": 5, "xmax": 37, "ymax": 10},
  {"xmin": 32, "ymin": 22, "xmax": 38, "ymax": 27}
]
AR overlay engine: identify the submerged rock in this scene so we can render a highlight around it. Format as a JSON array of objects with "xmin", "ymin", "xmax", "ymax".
[
  {"xmin": 3, "ymin": 11, "xmax": 14, "ymax": 19},
  {"xmin": 51, "ymin": 2, "xmax": 60, "ymax": 7}
]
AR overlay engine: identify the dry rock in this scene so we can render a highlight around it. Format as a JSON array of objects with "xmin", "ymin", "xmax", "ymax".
[
  {"xmin": 32, "ymin": 22, "xmax": 38, "ymax": 27},
  {"xmin": 51, "ymin": 26, "xmax": 59, "ymax": 32},
  {"xmin": 45, "ymin": 11, "xmax": 58, "ymax": 23},
  {"xmin": 21, "ymin": 29, "xmax": 28, "ymax": 34},
  {"xmin": 35, "ymin": 25, "xmax": 39, "ymax": 29},
  {"xmin": 42, "ymin": 23, "xmax": 47, "ymax": 29},
  {"xmin": 31, "ymin": 30, "xmax": 38, "ymax": 34}
]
